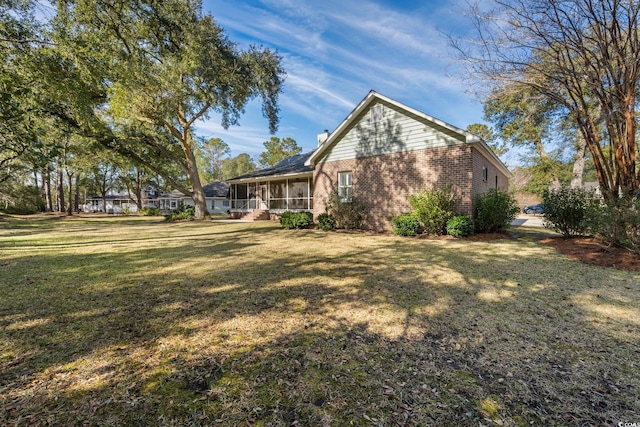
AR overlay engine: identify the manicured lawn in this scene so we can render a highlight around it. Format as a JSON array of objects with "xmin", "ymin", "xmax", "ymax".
[{"xmin": 0, "ymin": 215, "xmax": 638, "ymax": 426}]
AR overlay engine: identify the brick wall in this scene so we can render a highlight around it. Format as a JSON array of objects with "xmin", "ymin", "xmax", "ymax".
[
  {"xmin": 313, "ymin": 145, "xmax": 478, "ymax": 231},
  {"xmin": 470, "ymin": 147, "xmax": 510, "ymax": 200}
]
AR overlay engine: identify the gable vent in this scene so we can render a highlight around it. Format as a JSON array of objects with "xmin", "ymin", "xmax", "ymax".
[{"xmin": 370, "ymin": 104, "xmax": 384, "ymax": 123}]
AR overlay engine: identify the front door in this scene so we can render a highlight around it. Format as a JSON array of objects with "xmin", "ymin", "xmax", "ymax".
[{"xmin": 259, "ymin": 184, "xmax": 268, "ymax": 209}]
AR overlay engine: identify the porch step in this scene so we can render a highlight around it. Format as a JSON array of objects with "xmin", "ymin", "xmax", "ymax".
[{"xmin": 240, "ymin": 209, "xmax": 270, "ymax": 221}]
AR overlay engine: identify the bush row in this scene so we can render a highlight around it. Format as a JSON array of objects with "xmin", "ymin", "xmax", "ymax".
[
  {"xmin": 542, "ymin": 187, "xmax": 640, "ymax": 254},
  {"xmin": 301, "ymin": 190, "xmax": 366, "ymax": 232},
  {"xmin": 164, "ymin": 205, "xmax": 195, "ymax": 221},
  {"xmin": 280, "ymin": 186, "xmax": 520, "ymax": 237},
  {"xmin": 392, "ymin": 187, "xmax": 519, "ymax": 238},
  {"xmin": 140, "ymin": 207, "xmax": 161, "ymax": 216},
  {"xmin": 280, "ymin": 211, "xmax": 314, "ymax": 229}
]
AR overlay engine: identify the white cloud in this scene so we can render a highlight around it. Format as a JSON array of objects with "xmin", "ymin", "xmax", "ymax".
[{"xmin": 201, "ymin": 0, "xmax": 486, "ymax": 155}]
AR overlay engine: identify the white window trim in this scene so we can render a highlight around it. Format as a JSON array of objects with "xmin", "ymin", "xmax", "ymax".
[{"xmin": 338, "ymin": 171, "xmax": 353, "ymax": 202}]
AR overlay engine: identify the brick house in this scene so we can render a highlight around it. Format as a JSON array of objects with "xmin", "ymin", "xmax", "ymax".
[{"xmin": 228, "ymin": 91, "xmax": 511, "ymax": 230}]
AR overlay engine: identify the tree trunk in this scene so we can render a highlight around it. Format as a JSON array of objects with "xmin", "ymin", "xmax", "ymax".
[
  {"xmin": 67, "ymin": 170, "xmax": 74, "ymax": 216},
  {"xmin": 44, "ymin": 168, "xmax": 53, "ymax": 212},
  {"xmin": 183, "ymin": 136, "xmax": 209, "ymax": 220},
  {"xmin": 74, "ymin": 175, "xmax": 80, "ymax": 212},
  {"xmin": 570, "ymin": 133, "xmax": 586, "ymax": 189},
  {"xmin": 57, "ymin": 168, "xmax": 65, "ymax": 213},
  {"xmin": 135, "ymin": 168, "xmax": 143, "ymax": 211}
]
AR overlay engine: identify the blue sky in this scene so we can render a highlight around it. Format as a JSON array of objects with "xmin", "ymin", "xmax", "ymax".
[{"xmin": 196, "ymin": 0, "xmax": 515, "ymax": 165}]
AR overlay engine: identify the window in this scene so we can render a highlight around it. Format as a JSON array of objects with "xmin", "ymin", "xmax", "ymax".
[
  {"xmin": 370, "ymin": 104, "xmax": 383, "ymax": 123},
  {"xmin": 338, "ymin": 171, "xmax": 353, "ymax": 202},
  {"xmin": 222, "ymin": 200, "xmax": 230, "ymax": 207},
  {"xmin": 482, "ymin": 166, "xmax": 488, "ymax": 182},
  {"xmin": 170, "ymin": 200, "xmax": 177, "ymax": 209}
]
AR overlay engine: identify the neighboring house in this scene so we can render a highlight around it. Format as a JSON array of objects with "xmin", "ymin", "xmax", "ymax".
[
  {"xmin": 84, "ymin": 186, "xmax": 158, "ymax": 213},
  {"xmin": 227, "ymin": 91, "xmax": 511, "ymax": 230},
  {"xmin": 157, "ymin": 181, "xmax": 230, "ymax": 214}
]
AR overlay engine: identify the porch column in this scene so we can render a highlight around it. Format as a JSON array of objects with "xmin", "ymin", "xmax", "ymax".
[
  {"xmin": 286, "ymin": 179, "xmax": 289, "ymax": 210},
  {"xmin": 307, "ymin": 176, "xmax": 310, "ymax": 210}
]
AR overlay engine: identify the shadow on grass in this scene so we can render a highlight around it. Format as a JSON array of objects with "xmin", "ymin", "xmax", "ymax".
[
  {"xmin": 0, "ymin": 221, "xmax": 638, "ymax": 425},
  {"xmin": 0, "ymin": 220, "xmax": 282, "ymax": 250}
]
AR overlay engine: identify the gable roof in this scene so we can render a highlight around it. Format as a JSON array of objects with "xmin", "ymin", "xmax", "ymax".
[
  {"xmin": 159, "ymin": 181, "xmax": 229, "ymax": 199},
  {"xmin": 305, "ymin": 90, "xmax": 511, "ymax": 177},
  {"xmin": 226, "ymin": 151, "xmax": 315, "ymax": 182},
  {"xmin": 202, "ymin": 181, "xmax": 230, "ymax": 198},
  {"xmin": 161, "ymin": 189, "xmax": 187, "ymax": 199}
]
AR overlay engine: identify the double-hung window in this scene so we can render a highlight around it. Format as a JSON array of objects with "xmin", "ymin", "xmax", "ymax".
[{"xmin": 338, "ymin": 171, "xmax": 353, "ymax": 202}]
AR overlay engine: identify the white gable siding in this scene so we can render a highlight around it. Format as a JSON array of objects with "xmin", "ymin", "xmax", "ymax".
[{"xmin": 319, "ymin": 100, "xmax": 466, "ymax": 163}]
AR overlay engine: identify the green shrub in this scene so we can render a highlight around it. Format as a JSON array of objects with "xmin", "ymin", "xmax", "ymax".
[
  {"xmin": 0, "ymin": 185, "xmax": 45, "ymax": 214},
  {"xmin": 392, "ymin": 213, "xmax": 423, "ymax": 236},
  {"xmin": 316, "ymin": 212, "xmax": 336, "ymax": 231},
  {"xmin": 325, "ymin": 190, "xmax": 366, "ymax": 230},
  {"xmin": 280, "ymin": 211, "xmax": 314, "ymax": 229},
  {"xmin": 446, "ymin": 214, "xmax": 475, "ymax": 237},
  {"xmin": 165, "ymin": 204, "xmax": 195, "ymax": 221},
  {"xmin": 474, "ymin": 189, "xmax": 519, "ymax": 233},
  {"xmin": 140, "ymin": 207, "xmax": 161, "ymax": 216},
  {"xmin": 587, "ymin": 196, "xmax": 640, "ymax": 254},
  {"xmin": 542, "ymin": 187, "xmax": 600, "ymax": 237},
  {"xmin": 409, "ymin": 186, "xmax": 456, "ymax": 235},
  {"xmin": 2, "ymin": 204, "xmax": 38, "ymax": 215}
]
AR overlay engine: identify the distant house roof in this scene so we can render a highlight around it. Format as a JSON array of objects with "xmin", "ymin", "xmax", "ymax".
[
  {"xmin": 87, "ymin": 189, "xmax": 137, "ymax": 201},
  {"xmin": 203, "ymin": 181, "xmax": 229, "ymax": 198},
  {"xmin": 159, "ymin": 181, "xmax": 229, "ymax": 199},
  {"xmin": 226, "ymin": 151, "xmax": 315, "ymax": 183},
  {"xmin": 161, "ymin": 190, "xmax": 186, "ymax": 199}
]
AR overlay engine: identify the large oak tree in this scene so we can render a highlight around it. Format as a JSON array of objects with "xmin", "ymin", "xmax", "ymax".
[{"xmin": 55, "ymin": 0, "xmax": 285, "ymax": 219}]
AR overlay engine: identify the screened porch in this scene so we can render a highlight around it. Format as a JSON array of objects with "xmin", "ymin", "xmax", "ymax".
[{"xmin": 229, "ymin": 176, "xmax": 313, "ymax": 213}]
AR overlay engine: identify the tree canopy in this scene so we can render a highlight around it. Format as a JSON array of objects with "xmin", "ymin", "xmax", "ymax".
[
  {"xmin": 197, "ymin": 137, "xmax": 230, "ymax": 183},
  {"xmin": 258, "ymin": 136, "xmax": 302, "ymax": 167},
  {"xmin": 222, "ymin": 153, "xmax": 256, "ymax": 180},
  {"xmin": 56, "ymin": 0, "xmax": 285, "ymax": 218},
  {"xmin": 465, "ymin": 123, "xmax": 508, "ymax": 156},
  {"xmin": 1, "ymin": 0, "xmax": 286, "ymax": 219},
  {"xmin": 454, "ymin": 0, "xmax": 640, "ymax": 202}
]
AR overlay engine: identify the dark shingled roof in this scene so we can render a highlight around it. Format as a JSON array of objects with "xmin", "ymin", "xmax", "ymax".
[
  {"xmin": 159, "ymin": 181, "xmax": 229, "ymax": 199},
  {"xmin": 227, "ymin": 151, "xmax": 315, "ymax": 181},
  {"xmin": 202, "ymin": 181, "xmax": 230, "ymax": 198}
]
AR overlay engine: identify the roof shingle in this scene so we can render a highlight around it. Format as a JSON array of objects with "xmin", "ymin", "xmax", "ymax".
[{"xmin": 227, "ymin": 151, "xmax": 314, "ymax": 181}]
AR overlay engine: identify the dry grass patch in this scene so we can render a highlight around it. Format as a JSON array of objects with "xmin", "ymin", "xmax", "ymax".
[{"xmin": 0, "ymin": 215, "xmax": 638, "ymax": 426}]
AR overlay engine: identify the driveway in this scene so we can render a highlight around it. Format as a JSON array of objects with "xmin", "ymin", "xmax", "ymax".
[{"xmin": 511, "ymin": 214, "xmax": 545, "ymax": 227}]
